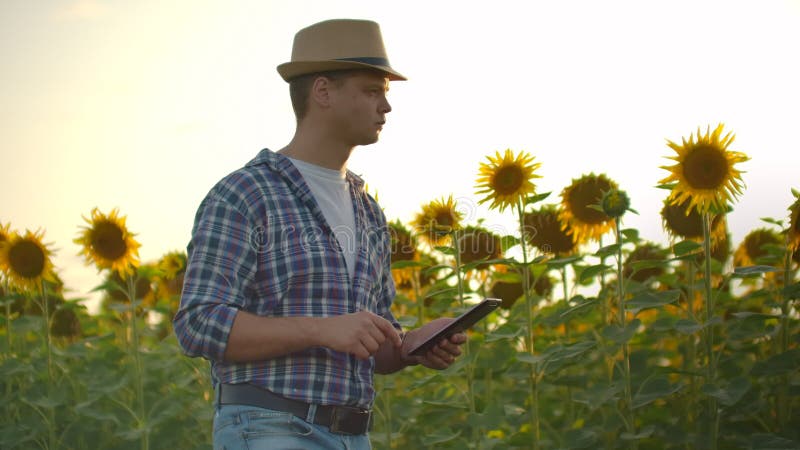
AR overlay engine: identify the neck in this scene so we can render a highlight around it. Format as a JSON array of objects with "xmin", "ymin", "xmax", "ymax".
[{"xmin": 279, "ymin": 121, "xmax": 354, "ymax": 171}]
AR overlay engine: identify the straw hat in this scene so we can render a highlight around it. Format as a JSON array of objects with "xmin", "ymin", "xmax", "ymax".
[{"xmin": 277, "ymin": 19, "xmax": 407, "ymax": 82}]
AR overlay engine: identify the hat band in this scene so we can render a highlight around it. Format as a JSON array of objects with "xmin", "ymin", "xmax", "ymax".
[{"xmin": 334, "ymin": 56, "xmax": 391, "ymax": 67}]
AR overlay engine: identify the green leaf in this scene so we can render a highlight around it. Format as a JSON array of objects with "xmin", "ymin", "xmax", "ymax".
[
  {"xmin": 564, "ymin": 429, "xmax": 598, "ymax": 449},
  {"xmin": 733, "ymin": 265, "xmax": 781, "ymax": 277},
  {"xmin": 674, "ymin": 319, "xmax": 703, "ymax": 334},
  {"xmin": 579, "ymin": 264, "xmax": 612, "ymax": 283},
  {"xmin": 500, "ymin": 235, "xmax": 520, "ymax": 252},
  {"xmin": 701, "ymin": 377, "xmax": 751, "ymax": 406},
  {"xmin": 525, "ymin": 191, "xmax": 551, "ymax": 205},
  {"xmin": 672, "ymin": 240, "xmax": 702, "ymax": 256},
  {"xmin": 760, "ymin": 217, "xmax": 784, "ymax": 227},
  {"xmin": 390, "ymin": 260, "xmax": 427, "ymax": 270},
  {"xmin": 420, "ymin": 428, "xmax": 462, "ymax": 446},
  {"xmin": 573, "ymin": 382, "xmax": 623, "ymax": 410},
  {"xmin": 517, "ymin": 352, "xmax": 546, "ymax": 365},
  {"xmin": 602, "ymin": 319, "xmax": 641, "ymax": 344},
  {"xmin": 621, "ymin": 425, "xmax": 655, "ymax": 440},
  {"xmin": 504, "ymin": 404, "xmax": 526, "ymax": 416},
  {"xmin": 632, "ymin": 377, "xmax": 682, "ymax": 409},
  {"xmin": 626, "ymin": 289, "xmax": 680, "ymax": 315},
  {"xmin": 629, "ymin": 259, "xmax": 670, "ymax": 274},
  {"xmin": 655, "ymin": 182, "xmax": 677, "ymax": 190},
  {"xmin": 748, "ymin": 433, "xmax": 800, "ymax": 450},
  {"xmin": 433, "ymin": 245, "xmax": 455, "ymax": 255},
  {"xmin": 560, "ymin": 297, "xmax": 597, "ymax": 320},
  {"xmin": 782, "ymin": 282, "xmax": 800, "ymax": 300},
  {"xmin": 594, "ymin": 244, "xmax": 621, "ymax": 258},
  {"xmin": 751, "ymin": 349, "xmax": 800, "ymax": 377},
  {"xmin": 621, "ymin": 228, "xmax": 640, "ymax": 242},
  {"xmin": 485, "ymin": 326, "xmax": 524, "ymax": 342},
  {"xmin": 546, "ymin": 255, "xmax": 582, "ymax": 269}
]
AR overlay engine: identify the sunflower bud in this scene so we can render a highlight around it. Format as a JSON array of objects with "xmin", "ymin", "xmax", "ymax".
[{"xmin": 600, "ymin": 189, "xmax": 630, "ymax": 218}]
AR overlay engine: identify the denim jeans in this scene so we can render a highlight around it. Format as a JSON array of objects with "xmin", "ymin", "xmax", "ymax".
[{"xmin": 213, "ymin": 404, "xmax": 372, "ymax": 450}]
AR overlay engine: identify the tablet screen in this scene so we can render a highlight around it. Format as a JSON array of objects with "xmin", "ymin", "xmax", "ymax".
[{"xmin": 408, "ymin": 298, "xmax": 501, "ymax": 357}]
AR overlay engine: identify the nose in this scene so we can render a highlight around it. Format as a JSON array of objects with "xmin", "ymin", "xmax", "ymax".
[{"xmin": 379, "ymin": 96, "xmax": 392, "ymax": 114}]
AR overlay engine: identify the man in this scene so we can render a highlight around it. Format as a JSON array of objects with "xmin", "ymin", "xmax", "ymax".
[{"xmin": 173, "ymin": 19, "xmax": 466, "ymax": 450}]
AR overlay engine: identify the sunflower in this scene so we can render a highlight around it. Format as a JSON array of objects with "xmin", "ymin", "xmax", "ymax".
[
  {"xmin": 623, "ymin": 242, "xmax": 667, "ymax": 282},
  {"xmin": 788, "ymin": 191, "xmax": 800, "ymax": 252},
  {"xmin": 475, "ymin": 149, "xmax": 542, "ymax": 212},
  {"xmin": 559, "ymin": 173, "xmax": 618, "ymax": 244},
  {"xmin": 457, "ymin": 225, "xmax": 503, "ymax": 269},
  {"xmin": 490, "ymin": 268, "xmax": 553, "ymax": 309},
  {"xmin": 388, "ymin": 220, "xmax": 418, "ymax": 285},
  {"xmin": 75, "ymin": 208, "xmax": 141, "ymax": 277},
  {"xmin": 158, "ymin": 250, "xmax": 187, "ymax": 279},
  {"xmin": 411, "ymin": 195, "xmax": 463, "ymax": 246},
  {"xmin": 661, "ymin": 197, "xmax": 727, "ymax": 244},
  {"xmin": 660, "ymin": 124, "xmax": 748, "ymax": 214},
  {"xmin": 0, "ymin": 221, "xmax": 11, "ymax": 282},
  {"xmin": 734, "ymin": 228, "xmax": 782, "ymax": 268},
  {"xmin": 523, "ymin": 205, "xmax": 578, "ymax": 256},
  {"xmin": 0, "ymin": 229, "xmax": 56, "ymax": 292}
]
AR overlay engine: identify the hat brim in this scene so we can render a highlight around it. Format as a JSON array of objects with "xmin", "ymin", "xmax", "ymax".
[{"xmin": 277, "ymin": 60, "xmax": 407, "ymax": 82}]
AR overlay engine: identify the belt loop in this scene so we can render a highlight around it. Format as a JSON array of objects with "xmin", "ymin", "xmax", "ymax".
[
  {"xmin": 305, "ymin": 403, "xmax": 317, "ymax": 423},
  {"xmin": 215, "ymin": 382, "xmax": 222, "ymax": 410}
]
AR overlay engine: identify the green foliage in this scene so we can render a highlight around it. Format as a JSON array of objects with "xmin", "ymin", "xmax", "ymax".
[{"xmin": 2, "ymin": 223, "xmax": 799, "ymax": 450}]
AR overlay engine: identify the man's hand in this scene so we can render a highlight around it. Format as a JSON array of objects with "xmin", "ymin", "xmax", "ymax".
[
  {"xmin": 317, "ymin": 311, "xmax": 402, "ymax": 360},
  {"xmin": 401, "ymin": 318, "xmax": 467, "ymax": 370}
]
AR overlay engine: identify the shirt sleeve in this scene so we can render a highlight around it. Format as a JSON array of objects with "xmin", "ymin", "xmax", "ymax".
[
  {"xmin": 375, "ymin": 222, "xmax": 400, "ymax": 331},
  {"xmin": 172, "ymin": 194, "xmax": 257, "ymax": 361}
]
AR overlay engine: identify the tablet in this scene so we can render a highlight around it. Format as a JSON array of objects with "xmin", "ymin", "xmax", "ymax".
[{"xmin": 408, "ymin": 298, "xmax": 502, "ymax": 357}]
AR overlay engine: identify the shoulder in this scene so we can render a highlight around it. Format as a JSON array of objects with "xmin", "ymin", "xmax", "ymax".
[{"xmin": 199, "ymin": 149, "xmax": 287, "ymax": 217}]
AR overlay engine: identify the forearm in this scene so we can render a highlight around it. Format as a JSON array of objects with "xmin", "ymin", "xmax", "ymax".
[{"xmin": 223, "ymin": 311, "xmax": 321, "ymax": 362}]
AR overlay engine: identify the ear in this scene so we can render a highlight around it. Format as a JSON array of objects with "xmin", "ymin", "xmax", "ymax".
[{"xmin": 309, "ymin": 76, "xmax": 333, "ymax": 110}]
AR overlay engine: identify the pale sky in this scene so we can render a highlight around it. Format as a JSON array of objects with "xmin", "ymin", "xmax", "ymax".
[{"xmin": 2, "ymin": 0, "xmax": 799, "ymax": 306}]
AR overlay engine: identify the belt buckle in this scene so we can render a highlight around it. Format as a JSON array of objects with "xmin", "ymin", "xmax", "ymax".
[{"xmin": 329, "ymin": 406, "xmax": 370, "ymax": 435}]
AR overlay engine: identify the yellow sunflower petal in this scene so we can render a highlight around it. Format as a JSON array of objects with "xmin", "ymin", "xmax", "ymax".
[
  {"xmin": 559, "ymin": 173, "xmax": 618, "ymax": 244},
  {"xmin": 475, "ymin": 149, "xmax": 542, "ymax": 213},
  {"xmin": 74, "ymin": 207, "xmax": 141, "ymax": 277},
  {"xmin": 0, "ymin": 229, "xmax": 56, "ymax": 292},
  {"xmin": 660, "ymin": 124, "xmax": 748, "ymax": 214}
]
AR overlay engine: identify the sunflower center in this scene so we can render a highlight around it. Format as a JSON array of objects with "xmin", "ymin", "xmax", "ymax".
[
  {"xmin": 569, "ymin": 182, "xmax": 610, "ymax": 224},
  {"xmin": 434, "ymin": 212, "xmax": 454, "ymax": 229},
  {"xmin": 682, "ymin": 144, "xmax": 729, "ymax": 189},
  {"xmin": 8, "ymin": 240, "xmax": 45, "ymax": 278},
  {"xmin": 491, "ymin": 165, "xmax": 525, "ymax": 196},
  {"xmin": 91, "ymin": 221, "xmax": 127, "ymax": 261}
]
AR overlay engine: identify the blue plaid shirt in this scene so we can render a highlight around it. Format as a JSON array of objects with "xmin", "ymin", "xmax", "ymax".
[{"xmin": 173, "ymin": 148, "xmax": 398, "ymax": 408}]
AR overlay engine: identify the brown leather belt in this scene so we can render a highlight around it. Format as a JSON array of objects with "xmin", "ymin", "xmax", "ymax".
[{"xmin": 217, "ymin": 383, "xmax": 371, "ymax": 435}]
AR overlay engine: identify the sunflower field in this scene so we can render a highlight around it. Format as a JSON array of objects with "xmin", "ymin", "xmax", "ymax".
[{"xmin": 1, "ymin": 124, "xmax": 799, "ymax": 450}]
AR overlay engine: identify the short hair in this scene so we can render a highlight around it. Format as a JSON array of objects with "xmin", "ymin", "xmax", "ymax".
[{"xmin": 288, "ymin": 70, "xmax": 353, "ymax": 122}]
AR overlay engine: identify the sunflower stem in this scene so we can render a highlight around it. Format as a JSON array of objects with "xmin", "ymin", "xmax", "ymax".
[
  {"xmin": 39, "ymin": 280, "xmax": 56, "ymax": 450},
  {"xmin": 3, "ymin": 281, "xmax": 12, "ymax": 356},
  {"xmin": 614, "ymin": 221, "xmax": 636, "ymax": 448},
  {"xmin": 450, "ymin": 229, "xmax": 479, "ymax": 446},
  {"xmin": 701, "ymin": 212, "xmax": 718, "ymax": 450},
  {"xmin": 517, "ymin": 197, "xmax": 539, "ymax": 450},
  {"xmin": 684, "ymin": 262, "xmax": 698, "ymax": 447},
  {"xmin": 778, "ymin": 238, "xmax": 794, "ymax": 429},
  {"xmin": 127, "ymin": 275, "xmax": 149, "ymax": 450},
  {"xmin": 413, "ymin": 267, "xmax": 424, "ymax": 327}
]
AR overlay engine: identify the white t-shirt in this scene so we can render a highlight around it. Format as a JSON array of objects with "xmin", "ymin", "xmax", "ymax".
[{"xmin": 288, "ymin": 157, "xmax": 357, "ymax": 280}]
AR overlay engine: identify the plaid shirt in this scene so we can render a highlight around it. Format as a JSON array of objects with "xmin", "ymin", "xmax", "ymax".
[{"xmin": 173, "ymin": 148, "xmax": 398, "ymax": 408}]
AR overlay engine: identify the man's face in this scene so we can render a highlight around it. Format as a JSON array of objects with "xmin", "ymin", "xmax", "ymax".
[{"xmin": 327, "ymin": 71, "xmax": 392, "ymax": 146}]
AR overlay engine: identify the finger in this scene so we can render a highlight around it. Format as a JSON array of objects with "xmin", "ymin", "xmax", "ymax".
[
  {"xmin": 372, "ymin": 314, "xmax": 402, "ymax": 347},
  {"xmin": 448, "ymin": 332, "xmax": 467, "ymax": 345},
  {"xmin": 437, "ymin": 340, "xmax": 462, "ymax": 356},
  {"xmin": 423, "ymin": 353, "xmax": 450, "ymax": 370},
  {"xmin": 430, "ymin": 345, "xmax": 455, "ymax": 364},
  {"xmin": 360, "ymin": 333, "xmax": 381, "ymax": 355}
]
